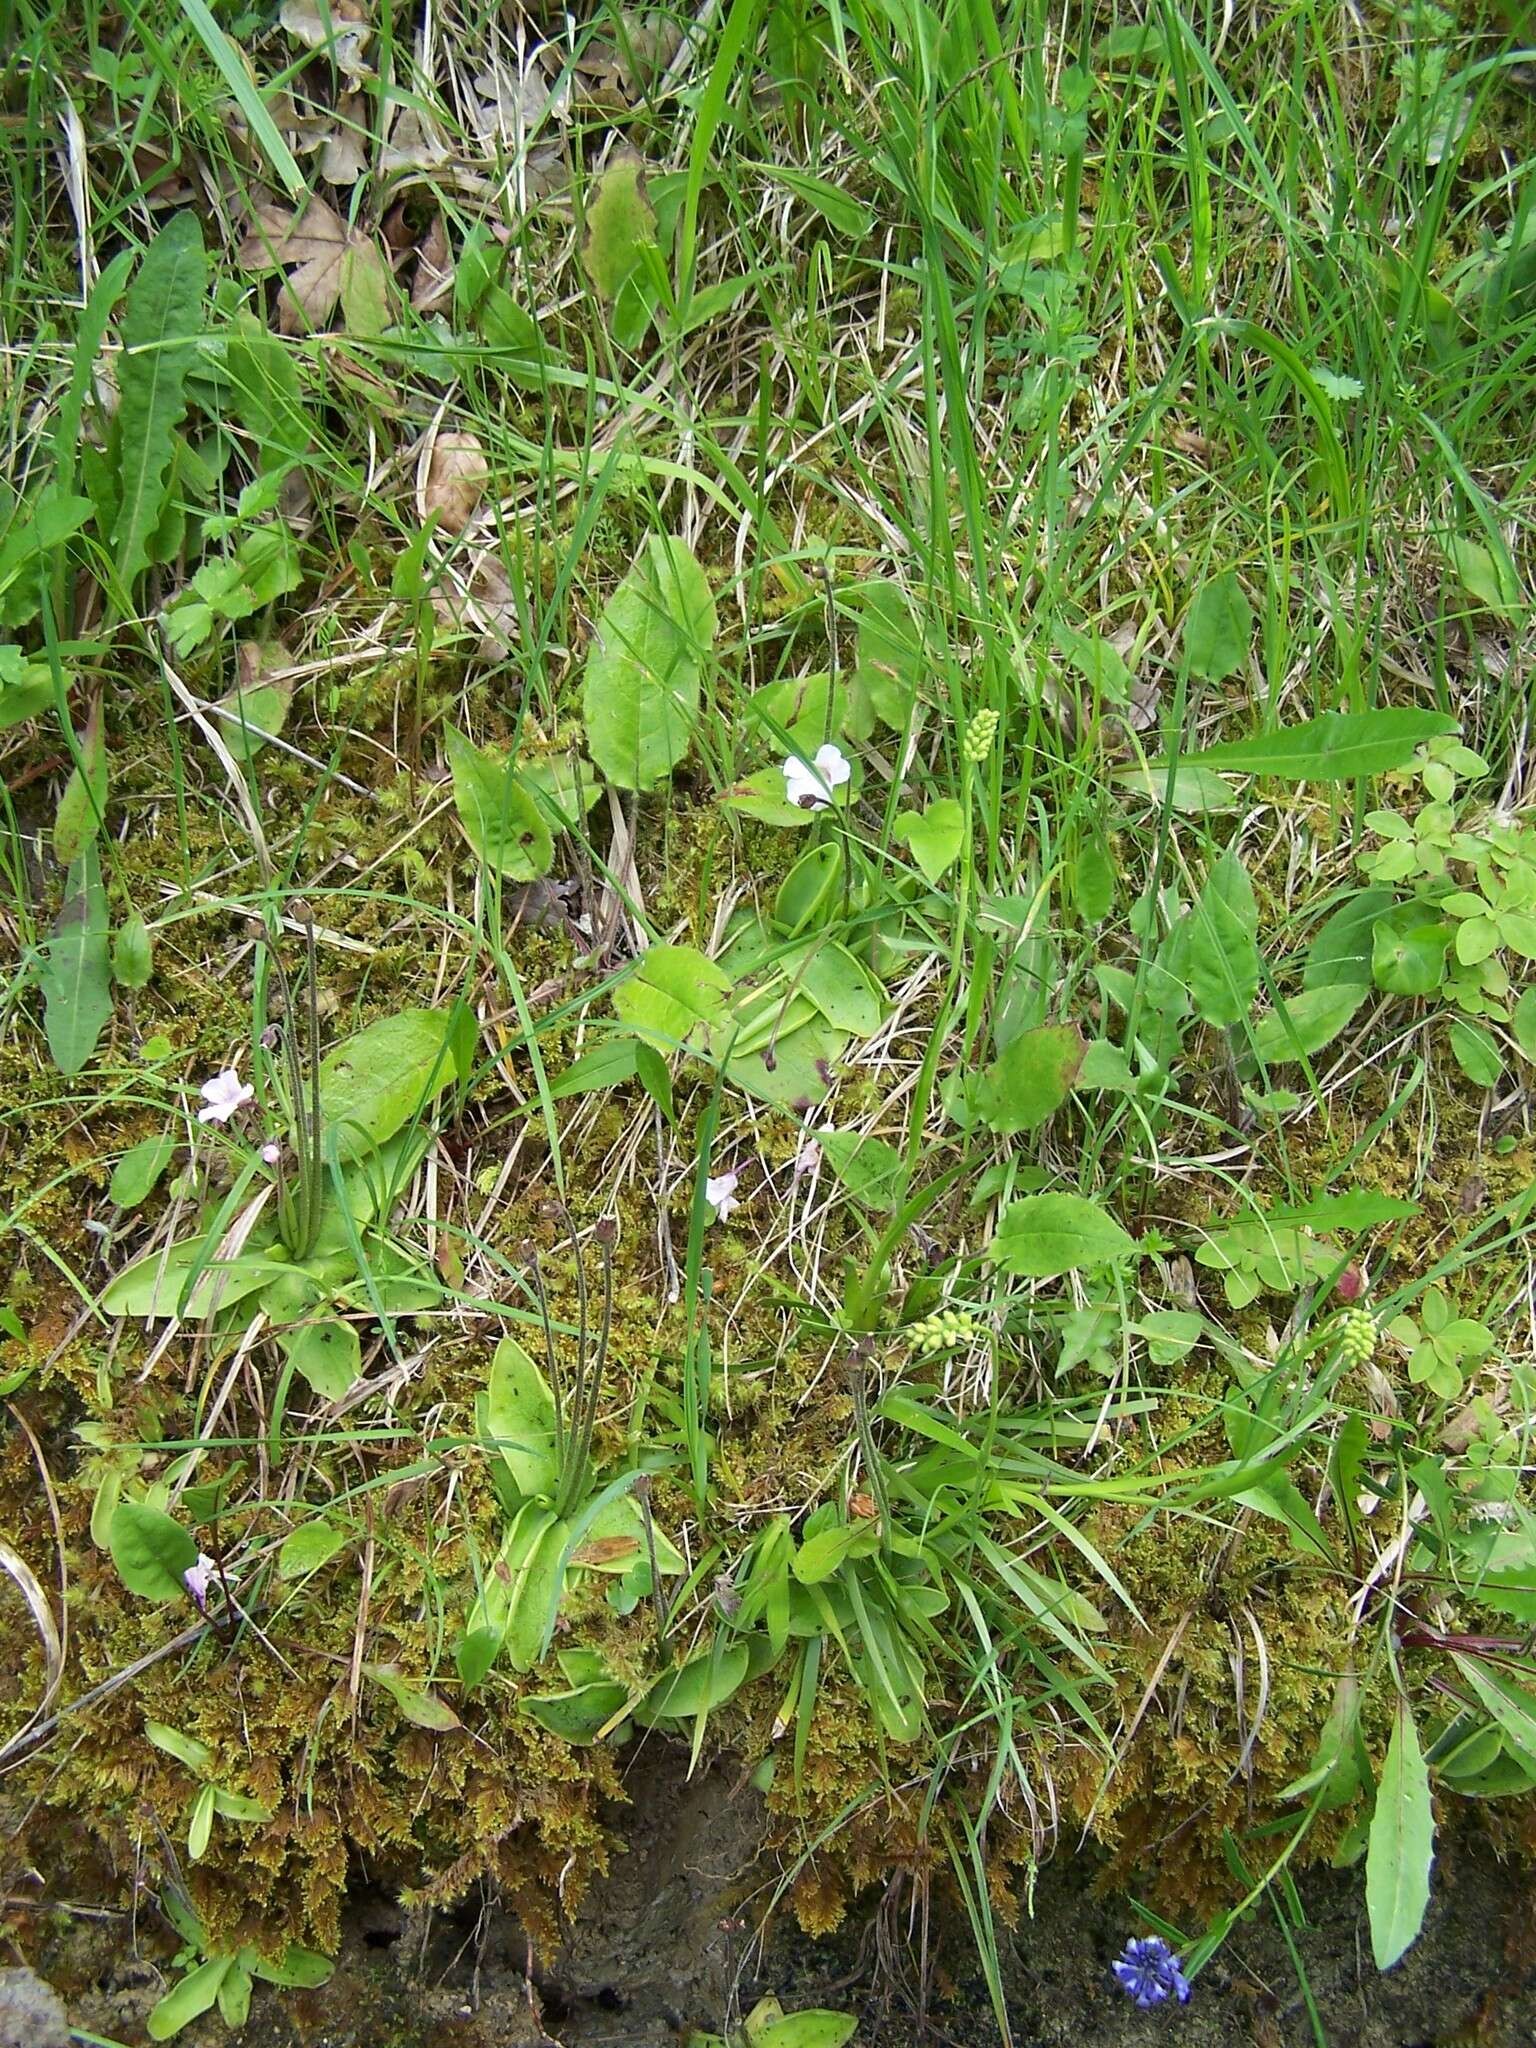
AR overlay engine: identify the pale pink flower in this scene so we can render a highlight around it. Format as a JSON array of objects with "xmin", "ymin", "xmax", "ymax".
[
  {"xmin": 183, "ymin": 1553, "xmax": 218, "ymax": 1612},
  {"xmin": 704, "ymin": 1170, "xmax": 740, "ymax": 1221},
  {"xmin": 197, "ymin": 1067, "xmax": 254, "ymax": 1125}
]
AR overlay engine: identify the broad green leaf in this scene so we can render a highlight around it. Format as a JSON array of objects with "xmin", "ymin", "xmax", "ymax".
[
  {"xmin": 364, "ymin": 1662, "xmax": 461, "ymax": 1731},
  {"xmin": 147, "ymin": 1958, "xmax": 232, "ymax": 2040},
  {"xmin": 280, "ymin": 1319, "xmax": 360, "ymax": 1401},
  {"xmin": 1054, "ymin": 619, "xmax": 1133, "ymax": 703},
  {"xmin": 793, "ymin": 940, "xmax": 885, "ymax": 1034},
  {"xmin": 723, "ymin": 1009, "xmax": 845, "ymax": 1106},
  {"xmin": 113, "ymin": 212, "xmax": 206, "ymax": 590},
  {"xmin": 722, "ymin": 762, "xmax": 824, "ymax": 827},
  {"xmin": 210, "ymin": 1788, "xmax": 269, "ymax": 1820},
  {"xmin": 975, "ymin": 1023, "xmax": 1085, "ymax": 1135},
  {"xmin": 1187, "ymin": 851, "xmax": 1261, "ymax": 1028},
  {"xmin": 217, "ymin": 1960, "xmax": 252, "ymax": 2028},
  {"xmin": 339, "ymin": 238, "xmax": 390, "ymax": 337},
  {"xmin": 110, "ymin": 1133, "xmax": 175, "ymax": 1209},
  {"xmin": 895, "ymin": 798, "xmax": 965, "ymax": 885},
  {"xmin": 223, "ymin": 312, "xmax": 312, "ymax": 471},
  {"xmin": 1233, "ymin": 1470, "xmax": 1332, "ymax": 1560},
  {"xmin": 109, "ymin": 1501, "xmax": 198, "ymax": 1601},
  {"xmin": 1372, "ymin": 907, "xmax": 1449, "ymax": 997},
  {"xmin": 187, "ymin": 1779, "xmax": 216, "ymax": 1860},
  {"xmin": 1513, "ymin": 986, "xmax": 1536, "ymax": 1062},
  {"xmin": 1267, "ymin": 1190, "xmax": 1419, "ymax": 1229},
  {"xmin": 1184, "ymin": 570, "xmax": 1253, "ymax": 681},
  {"xmin": 1249, "ymin": 982, "xmax": 1367, "ymax": 1064},
  {"xmin": 1135, "ymin": 1309, "xmax": 1205, "ymax": 1366},
  {"xmin": 1305, "ymin": 889, "xmax": 1395, "ymax": 989},
  {"xmin": 792, "ymin": 1519, "xmax": 881, "ymax": 1584},
  {"xmin": 55, "ymin": 247, "xmax": 135, "ymax": 492},
  {"xmin": 762, "ymin": 164, "xmax": 872, "ymax": 238},
  {"xmin": 499, "ymin": 1508, "xmax": 568, "ymax": 1673},
  {"xmin": 0, "ymin": 489, "xmax": 95, "ymax": 628},
  {"xmin": 248, "ymin": 1944, "xmax": 333, "ymax": 1988},
  {"xmin": 0, "ymin": 643, "xmax": 54, "ymax": 727},
  {"xmin": 278, "ymin": 1517, "xmax": 348, "ymax": 1577},
  {"xmin": 517, "ymin": 752, "xmax": 602, "ymax": 831},
  {"xmin": 1450, "ymin": 1654, "xmax": 1536, "ymax": 1768},
  {"xmin": 990, "ymin": 1193, "xmax": 1137, "ymax": 1278},
  {"xmin": 317, "ymin": 1008, "xmax": 461, "ymax": 1161},
  {"xmin": 772, "ymin": 842, "xmax": 843, "ymax": 936},
  {"xmin": 210, "ymin": 675, "xmax": 292, "ymax": 763},
  {"xmin": 613, "ymin": 942, "xmax": 732, "ymax": 1053},
  {"xmin": 1114, "ymin": 761, "xmax": 1239, "ymax": 814},
  {"xmin": 521, "ymin": 1679, "xmax": 629, "ymax": 1742},
  {"xmin": 482, "ymin": 1337, "xmax": 559, "ymax": 1501},
  {"xmin": 582, "ymin": 154, "xmax": 660, "ymax": 346},
  {"xmin": 751, "ymin": 2013, "xmax": 858, "ymax": 2048},
  {"xmin": 1281, "ymin": 1667, "xmax": 1362, "ymax": 1807},
  {"xmin": 582, "ymin": 535, "xmax": 716, "ymax": 790},
  {"xmin": 144, "ymin": 1721, "xmax": 213, "ymax": 1773},
  {"xmin": 1071, "ymin": 834, "xmax": 1116, "ymax": 922},
  {"xmin": 54, "ymin": 696, "xmax": 108, "ymax": 863},
  {"xmin": 579, "ymin": 1491, "xmax": 685, "ymax": 1577},
  {"xmin": 1448, "ymin": 1017, "xmax": 1501, "ymax": 1086},
  {"xmin": 847, "ymin": 580, "xmax": 925, "ymax": 731},
  {"xmin": 444, "ymin": 726, "xmax": 553, "ymax": 881},
  {"xmin": 1366, "ymin": 1699, "xmax": 1434, "ymax": 1970},
  {"xmin": 817, "ymin": 1130, "xmax": 907, "ymax": 1212},
  {"xmin": 1180, "ymin": 709, "xmax": 1458, "ymax": 783},
  {"xmin": 113, "ymin": 913, "xmax": 154, "ymax": 989},
  {"xmin": 39, "ymin": 846, "xmax": 112, "ymax": 1076},
  {"xmin": 1443, "ymin": 533, "xmax": 1522, "ymax": 621},
  {"xmin": 103, "ymin": 1235, "xmax": 285, "ymax": 1320},
  {"xmin": 634, "ymin": 1642, "xmax": 750, "ymax": 1724}
]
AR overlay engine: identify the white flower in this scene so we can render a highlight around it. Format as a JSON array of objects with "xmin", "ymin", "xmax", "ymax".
[
  {"xmin": 260, "ymin": 1142, "xmax": 282, "ymax": 1165},
  {"xmin": 183, "ymin": 1553, "xmax": 218, "ymax": 1612},
  {"xmin": 704, "ymin": 1170, "xmax": 740, "ymax": 1221},
  {"xmin": 197, "ymin": 1067, "xmax": 254, "ymax": 1125},
  {"xmin": 783, "ymin": 743, "xmax": 851, "ymax": 811}
]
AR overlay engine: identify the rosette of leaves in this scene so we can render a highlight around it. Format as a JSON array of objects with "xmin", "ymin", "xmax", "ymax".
[
  {"xmin": 103, "ymin": 1007, "xmax": 471, "ymax": 1403},
  {"xmin": 147, "ymin": 1890, "xmax": 330, "ymax": 2039},
  {"xmin": 458, "ymin": 1225, "xmax": 686, "ymax": 1688}
]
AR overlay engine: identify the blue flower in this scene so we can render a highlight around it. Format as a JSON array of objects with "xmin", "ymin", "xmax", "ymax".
[{"xmin": 1112, "ymin": 1935, "xmax": 1192, "ymax": 2009}]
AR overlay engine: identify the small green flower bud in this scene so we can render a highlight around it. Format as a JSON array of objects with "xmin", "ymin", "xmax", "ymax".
[
  {"xmin": 1340, "ymin": 1306, "xmax": 1377, "ymax": 1365},
  {"xmin": 963, "ymin": 709, "xmax": 999, "ymax": 764}
]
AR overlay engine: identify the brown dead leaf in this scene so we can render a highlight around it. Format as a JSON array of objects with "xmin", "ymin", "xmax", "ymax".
[
  {"xmin": 421, "ymin": 430, "xmax": 489, "ymax": 535},
  {"xmin": 379, "ymin": 106, "xmax": 448, "ymax": 175},
  {"xmin": 238, "ymin": 196, "xmax": 391, "ymax": 337},
  {"xmin": 470, "ymin": 55, "xmax": 569, "ymax": 140},
  {"xmin": 280, "ymin": 0, "xmax": 373, "ymax": 82},
  {"xmin": 410, "ymin": 211, "xmax": 451, "ymax": 311},
  {"xmin": 433, "ymin": 547, "xmax": 519, "ymax": 658}
]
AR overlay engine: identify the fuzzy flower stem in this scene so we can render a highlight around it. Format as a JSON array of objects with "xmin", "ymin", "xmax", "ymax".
[
  {"xmin": 846, "ymin": 1344, "xmax": 892, "ymax": 1552},
  {"xmin": 527, "ymin": 1249, "xmax": 567, "ymax": 1481},
  {"xmin": 560, "ymin": 1220, "xmax": 615, "ymax": 1520},
  {"xmin": 634, "ymin": 1474, "xmax": 670, "ymax": 1657}
]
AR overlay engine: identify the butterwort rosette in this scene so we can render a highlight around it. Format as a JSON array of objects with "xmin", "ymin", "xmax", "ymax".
[{"xmin": 1112, "ymin": 1935, "xmax": 1192, "ymax": 2009}]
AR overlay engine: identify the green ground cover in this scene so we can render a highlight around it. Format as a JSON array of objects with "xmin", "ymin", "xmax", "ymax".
[{"xmin": 2, "ymin": 0, "xmax": 1536, "ymax": 2038}]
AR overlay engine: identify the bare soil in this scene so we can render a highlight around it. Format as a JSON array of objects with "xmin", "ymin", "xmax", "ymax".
[{"xmin": 31, "ymin": 1743, "xmax": 1536, "ymax": 2048}]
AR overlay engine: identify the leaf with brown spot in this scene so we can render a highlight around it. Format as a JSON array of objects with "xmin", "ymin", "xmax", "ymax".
[{"xmin": 570, "ymin": 1536, "xmax": 640, "ymax": 1568}]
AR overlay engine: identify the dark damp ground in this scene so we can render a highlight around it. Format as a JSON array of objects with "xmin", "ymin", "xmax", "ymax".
[{"xmin": 25, "ymin": 1751, "xmax": 1536, "ymax": 2048}]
